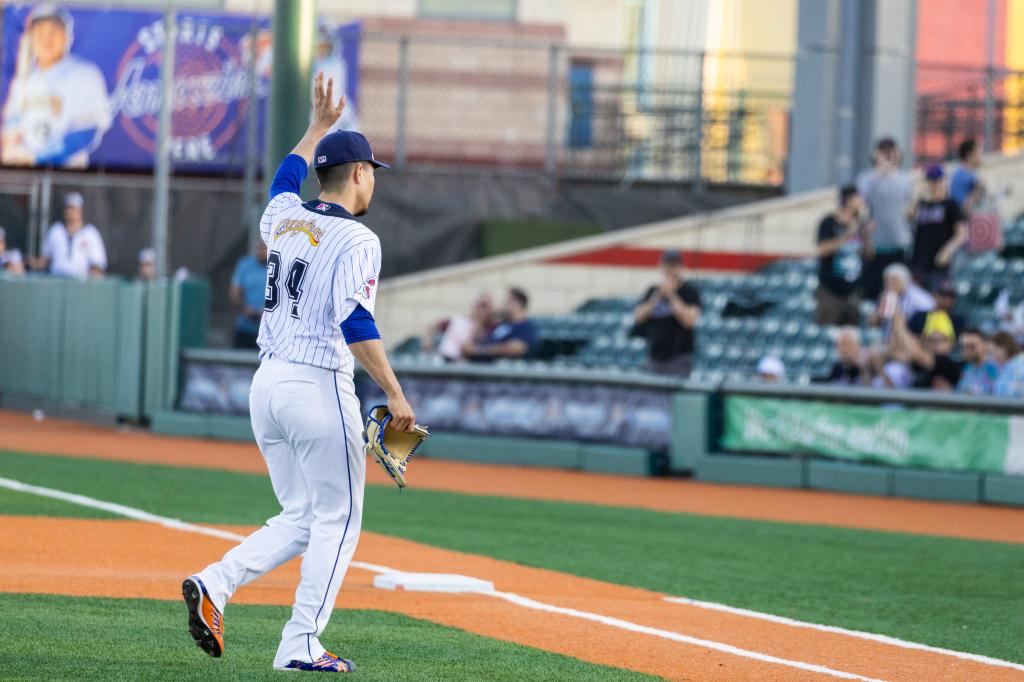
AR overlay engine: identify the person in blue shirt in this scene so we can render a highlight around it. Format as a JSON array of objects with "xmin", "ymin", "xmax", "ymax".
[
  {"xmin": 230, "ymin": 241, "xmax": 269, "ymax": 348},
  {"xmin": 956, "ymin": 328, "xmax": 999, "ymax": 395},
  {"xmin": 464, "ymin": 287, "xmax": 537, "ymax": 362},
  {"xmin": 949, "ymin": 138, "xmax": 983, "ymax": 211}
]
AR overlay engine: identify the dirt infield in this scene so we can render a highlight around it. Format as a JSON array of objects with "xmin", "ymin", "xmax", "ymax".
[
  {"xmin": 2, "ymin": 410, "xmax": 1023, "ymax": 544},
  {"xmin": 2, "ymin": 515, "xmax": 1021, "ymax": 681}
]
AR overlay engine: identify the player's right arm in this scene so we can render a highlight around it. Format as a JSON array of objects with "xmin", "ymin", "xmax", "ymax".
[
  {"xmin": 261, "ymin": 72, "xmax": 346, "ymax": 241},
  {"xmin": 267, "ymin": 72, "xmax": 346, "ymax": 200}
]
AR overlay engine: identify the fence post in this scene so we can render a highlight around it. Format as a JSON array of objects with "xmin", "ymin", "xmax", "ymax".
[
  {"xmin": 693, "ymin": 51, "xmax": 705, "ymax": 194},
  {"xmin": 983, "ymin": 0, "xmax": 996, "ymax": 152},
  {"xmin": 544, "ymin": 43, "xmax": 560, "ymax": 179},
  {"xmin": 152, "ymin": 8, "xmax": 177, "ymax": 279},
  {"xmin": 395, "ymin": 36, "xmax": 409, "ymax": 170},
  {"xmin": 28, "ymin": 179, "xmax": 39, "ymax": 260},
  {"xmin": 39, "ymin": 171, "xmax": 52, "ymax": 258},
  {"xmin": 243, "ymin": 15, "xmax": 261, "ymax": 254}
]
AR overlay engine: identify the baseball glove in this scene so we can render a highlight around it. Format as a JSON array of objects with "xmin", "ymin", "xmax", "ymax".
[{"xmin": 363, "ymin": 405, "xmax": 429, "ymax": 489}]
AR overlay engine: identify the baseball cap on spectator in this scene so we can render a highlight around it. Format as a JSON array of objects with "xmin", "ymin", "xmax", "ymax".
[
  {"xmin": 756, "ymin": 355, "xmax": 785, "ymax": 379},
  {"xmin": 876, "ymin": 137, "xmax": 897, "ymax": 152},
  {"xmin": 923, "ymin": 310, "xmax": 956, "ymax": 343},
  {"xmin": 934, "ymin": 280, "xmax": 957, "ymax": 299},
  {"xmin": 925, "ymin": 165, "xmax": 944, "ymax": 181},
  {"xmin": 139, "ymin": 247, "xmax": 156, "ymax": 264},
  {"xmin": 661, "ymin": 249, "xmax": 683, "ymax": 266},
  {"xmin": 64, "ymin": 192, "xmax": 84, "ymax": 208}
]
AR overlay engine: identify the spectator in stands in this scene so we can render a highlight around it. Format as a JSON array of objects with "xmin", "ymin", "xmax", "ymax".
[
  {"xmin": 0, "ymin": 227, "xmax": 25, "ymax": 276},
  {"xmin": 464, "ymin": 287, "xmax": 538, "ymax": 362},
  {"xmin": 815, "ymin": 185, "xmax": 871, "ymax": 326},
  {"xmin": 993, "ymin": 335, "xmax": 1024, "ymax": 398},
  {"xmin": 908, "ymin": 281, "xmax": 964, "ymax": 341},
  {"xmin": 33, "ymin": 192, "xmax": 106, "ymax": 279},
  {"xmin": 994, "ymin": 288, "xmax": 1024, "ymax": 342},
  {"xmin": 137, "ymin": 248, "xmax": 156, "ymax": 281},
  {"xmin": 229, "ymin": 241, "xmax": 268, "ymax": 349},
  {"xmin": 890, "ymin": 307, "xmax": 962, "ymax": 391},
  {"xmin": 990, "ymin": 332, "xmax": 1020, "ymax": 368},
  {"xmin": 950, "ymin": 138, "xmax": 984, "ymax": 212},
  {"xmin": 857, "ymin": 137, "xmax": 913, "ymax": 300},
  {"xmin": 821, "ymin": 326, "xmax": 867, "ymax": 385},
  {"xmin": 423, "ymin": 292, "xmax": 498, "ymax": 362},
  {"xmin": 909, "ymin": 166, "xmax": 968, "ymax": 291},
  {"xmin": 956, "ymin": 328, "xmax": 999, "ymax": 395},
  {"xmin": 756, "ymin": 356, "xmax": 785, "ymax": 383},
  {"xmin": 871, "ymin": 263, "xmax": 934, "ymax": 337},
  {"xmin": 634, "ymin": 250, "xmax": 701, "ymax": 377}
]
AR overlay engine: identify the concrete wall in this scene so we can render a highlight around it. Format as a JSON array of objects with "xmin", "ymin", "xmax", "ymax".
[{"xmin": 375, "ymin": 150, "xmax": 1024, "ymax": 344}]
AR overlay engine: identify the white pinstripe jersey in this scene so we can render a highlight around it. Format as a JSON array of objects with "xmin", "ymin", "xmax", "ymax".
[{"xmin": 257, "ymin": 192, "xmax": 381, "ymax": 375}]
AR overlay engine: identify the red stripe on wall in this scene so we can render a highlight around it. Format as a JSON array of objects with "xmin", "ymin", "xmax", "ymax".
[{"xmin": 545, "ymin": 247, "xmax": 799, "ymax": 271}]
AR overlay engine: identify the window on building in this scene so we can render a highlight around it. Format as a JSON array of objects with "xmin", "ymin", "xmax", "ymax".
[
  {"xmin": 568, "ymin": 60, "xmax": 595, "ymax": 148},
  {"xmin": 418, "ymin": 0, "xmax": 517, "ymax": 22}
]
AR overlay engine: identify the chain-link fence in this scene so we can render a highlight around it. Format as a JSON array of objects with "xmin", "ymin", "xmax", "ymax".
[
  {"xmin": 357, "ymin": 34, "xmax": 794, "ymax": 187},
  {"xmin": 916, "ymin": 62, "xmax": 1024, "ymax": 165}
]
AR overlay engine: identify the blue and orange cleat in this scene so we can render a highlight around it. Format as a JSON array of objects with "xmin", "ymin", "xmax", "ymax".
[
  {"xmin": 182, "ymin": 576, "xmax": 224, "ymax": 658},
  {"xmin": 279, "ymin": 651, "xmax": 357, "ymax": 673}
]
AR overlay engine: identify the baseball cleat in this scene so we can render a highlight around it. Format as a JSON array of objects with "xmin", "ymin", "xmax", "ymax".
[
  {"xmin": 278, "ymin": 651, "xmax": 356, "ymax": 673},
  {"xmin": 182, "ymin": 576, "xmax": 224, "ymax": 658}
]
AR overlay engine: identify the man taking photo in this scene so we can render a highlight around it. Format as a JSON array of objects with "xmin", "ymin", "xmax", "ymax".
[{"xmin": 634, "ymin": 250, "xmax": 701, "ymax": 377}]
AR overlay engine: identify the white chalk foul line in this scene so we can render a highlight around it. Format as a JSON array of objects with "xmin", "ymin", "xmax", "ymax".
[
  {"xmin": 665, "ymin": 596, "xmax": 1024, "ymax": 674},
  {"xmin": 0, "ymin": 475, "xmax": 908, "ymax": 681}
]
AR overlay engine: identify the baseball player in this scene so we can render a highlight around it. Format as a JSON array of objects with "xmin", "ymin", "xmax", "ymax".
[
  {"xmin": 1, "ymin": 4, "xmax": 111, "ymax": 167},
  {"xmin": 183, "ymin": 73, "xmax": 416, "ymax": 674}
]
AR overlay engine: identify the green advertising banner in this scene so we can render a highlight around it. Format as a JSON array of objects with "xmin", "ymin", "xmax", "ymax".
[{"xmin": 722, "ymin": 396, "xmax": 1024, "ymax": 474}]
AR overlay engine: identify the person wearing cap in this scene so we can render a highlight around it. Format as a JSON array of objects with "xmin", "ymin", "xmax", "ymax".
[
  {"xmin": 909, "ymin": 165, "xmax": 968, "ymax": 292},
  {"xmin": 908, "ymin": 280, "xmax": 965, "ymax": 341},
  {"xmin": 137, "ymin": 247, "xmax": 157, "ymax": 281},
  {"xmin": 889, "ymin": 306, "xmax": 962, "ymax": 391},
  {"xmin": 181, "ymin": 73, "xmax": 415, "ymax": 674},
  {"xmin": 35, "ymin": 192, "xmax": 107, "ymax": 279},
  {"xmin": 756, "ymin": 356, "xmax": 785, "ymax": 383},
  {"xmin": 1, "ymin": 4, "xmax": 111, "ymax": 167},
  {"xmin": 0, "ymin": 227, "xmax": 26, "ymax": 277},
  {"xmin": 634, "ymin": 250, "xmax": 702, "ymax": 377},
  {"xmin": 856, "ymin": 137, "xmax": 914, "ymax": 300}
]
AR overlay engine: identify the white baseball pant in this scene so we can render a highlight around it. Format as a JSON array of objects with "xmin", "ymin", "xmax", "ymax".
[{"xmin": 195, "ymin": 356, "xmax": 366, "ymax": 667}]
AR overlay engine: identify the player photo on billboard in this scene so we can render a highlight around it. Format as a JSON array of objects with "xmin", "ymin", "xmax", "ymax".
[{"xmin": 1, "ymin": 4, "xmax": 112, "ymax": 167}]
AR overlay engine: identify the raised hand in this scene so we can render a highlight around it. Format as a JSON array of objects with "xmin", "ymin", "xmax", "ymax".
[{"xmin": 310, "ymin": 71, "xmax": 346, "ymax": 133}]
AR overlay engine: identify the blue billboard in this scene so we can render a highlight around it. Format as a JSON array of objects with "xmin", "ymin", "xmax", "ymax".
[{"xmin": 0, "ymin": 4, "xmax": 360, "ymax": 172}]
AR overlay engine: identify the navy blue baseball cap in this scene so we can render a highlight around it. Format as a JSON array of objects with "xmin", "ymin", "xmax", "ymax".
[{"xmin": 313, "ymin": 131, "xmax": 390, "ymax": 170}]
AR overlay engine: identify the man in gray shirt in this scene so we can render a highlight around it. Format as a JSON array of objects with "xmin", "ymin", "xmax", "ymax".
[{"xmin": 856, "ymin": 137, "xmax": 913, "ymax": 299}]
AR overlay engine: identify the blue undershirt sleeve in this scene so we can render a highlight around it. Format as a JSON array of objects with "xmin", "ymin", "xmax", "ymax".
[
  {"xmin": 36, "ymin": 128, "xmax": 97, "ymax": 165},
  {"xmin": 340, "ymin": 304, "xmax": 381, "ymax": 345},
  {"xmin": 268, "ymin": 154, "xmax": 309, "ymax": 201}
]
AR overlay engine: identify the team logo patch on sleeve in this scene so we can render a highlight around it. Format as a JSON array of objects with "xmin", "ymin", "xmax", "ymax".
[
  {"xmin": 361, "ymin": 276, "xmax": 377, "ymax": 300},
  {"xmin": 274, "ymin": 219, "xmax": 324, "ymax": 246}
]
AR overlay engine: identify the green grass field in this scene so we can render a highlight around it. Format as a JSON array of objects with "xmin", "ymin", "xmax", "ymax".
[
  {"xmin": 0, "ymin": 594, "xmax": 655, "ymax": 681},
  {"xmin": 1, "ymin": 449, "xmax": 1023, "ymax": 665}
]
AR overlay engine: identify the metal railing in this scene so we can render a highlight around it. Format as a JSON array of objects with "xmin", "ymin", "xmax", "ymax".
[{"xmin": 181, "ymin": 347, "xmax": 1020, "ymax": 414}]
